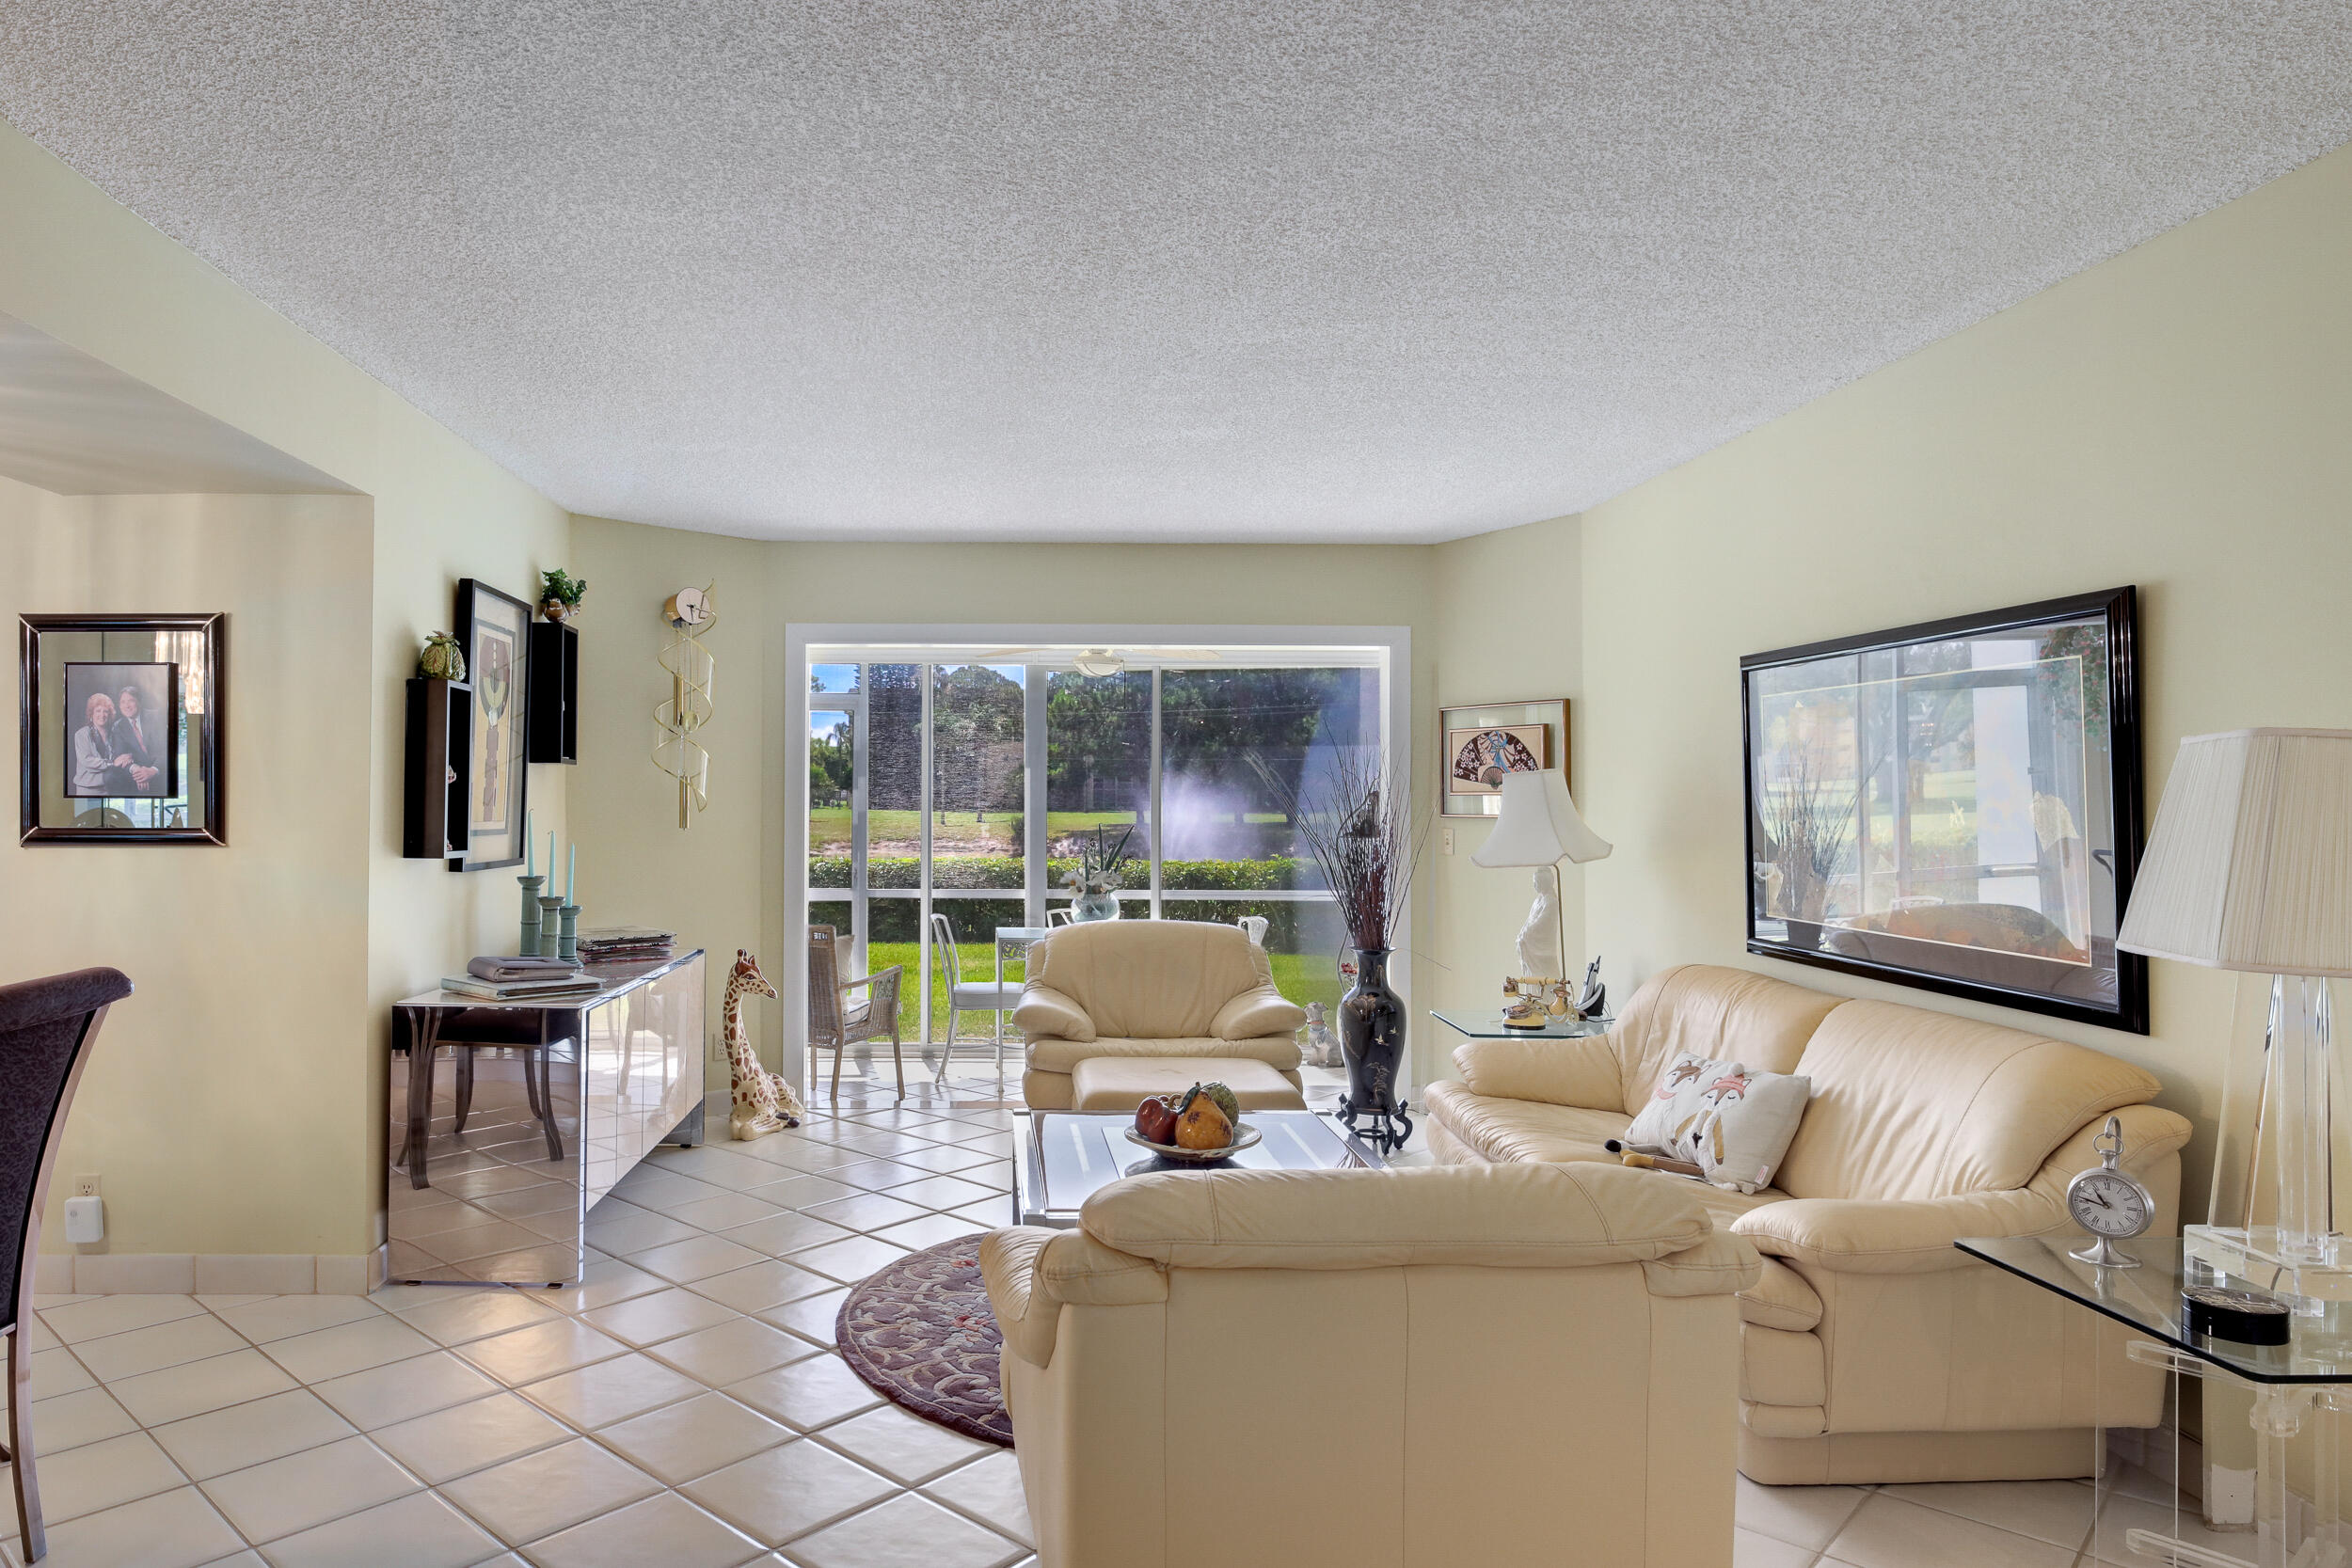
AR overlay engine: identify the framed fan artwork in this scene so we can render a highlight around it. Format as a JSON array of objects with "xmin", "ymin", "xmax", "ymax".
[{"xmin": 1439, "ymin": 699, "xmax": 1567, "ymax": 818}]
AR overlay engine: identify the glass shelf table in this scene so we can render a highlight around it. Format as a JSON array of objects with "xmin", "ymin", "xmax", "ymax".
[
  {"xmin": 1430, "ymin": 1009, "xmax": 1613, "ymax": 1041},
  {"xmin": 1960, "ymin": 1234, "xmax": 2352, "ymax": 1567}
]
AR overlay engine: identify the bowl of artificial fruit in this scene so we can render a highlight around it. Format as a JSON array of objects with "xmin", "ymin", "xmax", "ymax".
[{"xmin": 1124, "ymin": 1081, "xmax": 1261, "ymax": 1163}]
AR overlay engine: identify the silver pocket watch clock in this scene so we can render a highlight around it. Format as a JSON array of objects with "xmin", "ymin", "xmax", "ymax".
[{"xmin": 2067, "ymin": 1115, "xmax": 2153, "ymax": 1269}]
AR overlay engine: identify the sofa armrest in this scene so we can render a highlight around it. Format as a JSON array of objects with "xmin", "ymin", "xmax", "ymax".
[
  {"xmin": 1212, "ymin": 985, "xmax": 1307, "ymax": 1042},
  {"xmin": 1013, "ymin": 983, "xmax": 1095, "ymax": 1043},
  {"xmin": 980, "ymin": 1227, "xmax": 1063, "ymax": 1369},
  {"xmin": 1731, "ymin": 1189, "xmax": 2070, "ymax": 1275},
  {"xmin": 1452, "ymin": 1034, "xmax": 1624, "ymax": 1111},
  {"xmin": 1732, "ymin": 1101, "xmax": 2194, "ymax": 1276}
]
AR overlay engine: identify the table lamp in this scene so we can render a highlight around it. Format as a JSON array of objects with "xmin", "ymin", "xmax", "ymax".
[
  {"xmin": 2118, "ymin": 728, "xmax": 2352, "ymax": 1286},
  {"xmin": 1472, "ymin": 769, "xmax": 1612, "ymax": 1023}
]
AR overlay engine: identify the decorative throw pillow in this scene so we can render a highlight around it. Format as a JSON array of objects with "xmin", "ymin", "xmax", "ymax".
[
  {"xmin": 1624, "ymin": 1052, "xmax": 1812, "ymax": 1195},
  {"xmin": 1625, "ymin": 1051, "xmax": 1735, "ymax": 1153}
]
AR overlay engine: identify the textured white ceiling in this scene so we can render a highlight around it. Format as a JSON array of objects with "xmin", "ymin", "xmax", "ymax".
[{"xmin": 4, "ymin": 5, "xmax": 2348, "ymax": 543}]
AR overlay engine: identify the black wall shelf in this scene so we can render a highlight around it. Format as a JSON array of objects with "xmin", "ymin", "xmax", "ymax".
[
  {"xmin": 528, "ymin": 621, "xmax": 578, "ymax": 766},
  {"xmin": 403, "ymin": 677, "xmax": 470, "ymax": 860}
]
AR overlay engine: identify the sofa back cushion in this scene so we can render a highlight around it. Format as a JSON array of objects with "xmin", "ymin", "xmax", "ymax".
[
  {"xmin": 1028, "ymin": 920, "xmax": 1275, "ymax": 1039},
  {"xmin": 1081, "ymin": 1161, "xmax": 1717, "ymax": 1271},
  {"xmin": 1774, "ymin": 999, "xmax": 2165, "ymax": 1200},
  {"xmin": 1605, "ymin": 965, "xmax": 1841, "ymax": 1113}
]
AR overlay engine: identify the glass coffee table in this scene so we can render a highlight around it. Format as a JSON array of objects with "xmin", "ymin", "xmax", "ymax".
[
  {"xmin": 1012, "ymin": 1109, "xmax": 1387, "ymax": 1228},
  {"xmin": 1961, "ymin": 1234, "xmax": 2352, "ymax": 1567}
]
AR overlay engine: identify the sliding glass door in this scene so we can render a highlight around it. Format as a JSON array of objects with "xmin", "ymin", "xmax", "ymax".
[{"xmin": 805, "ymin": 647, "xmax": 1385, "ymax": 1065}]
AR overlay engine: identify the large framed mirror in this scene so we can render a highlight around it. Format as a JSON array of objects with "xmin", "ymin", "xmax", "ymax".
[
  {"xmin": 1741, "ymin": 588, "xmax": 2146, "ymax": 1033},
  {"xmin": 19, "ymin": 612, "xmax": 226, "ymax": 845}
]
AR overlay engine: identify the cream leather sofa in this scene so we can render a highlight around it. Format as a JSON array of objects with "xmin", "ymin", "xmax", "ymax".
[
  {"xmin": 1424, "ymin": 964, "xmax": 2193, "ymax": 1485},
  {"xmin": 981, "ymin": 1162, "xmax": 1756, "ymax": 1568},
  {"xmin": 1010, "ymin": 921, "xmax": 1308, "ymax": 1110}
]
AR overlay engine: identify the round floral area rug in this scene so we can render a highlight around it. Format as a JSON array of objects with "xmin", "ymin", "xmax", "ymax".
[{"xmin": 835, "ymin": 1233, "xmax": 1013, "ymax": 1446}]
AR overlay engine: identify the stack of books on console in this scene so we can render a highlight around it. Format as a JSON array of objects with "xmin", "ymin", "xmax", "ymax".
[
  {"xmin": 575, "ymin": 926, "xmax": 677, "ymax": 964},
  {"xmin": 439, "ymin": 956, "xmax": 602, "ymax": 1002}
]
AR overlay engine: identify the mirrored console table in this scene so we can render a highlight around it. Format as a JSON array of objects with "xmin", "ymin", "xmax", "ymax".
[{"xmin": 389, "ymin": 949, "xmax": 705, "ymax": 1285}]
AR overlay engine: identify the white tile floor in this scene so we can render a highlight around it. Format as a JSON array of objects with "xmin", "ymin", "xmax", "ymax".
[{"xmin": 1, "ymin": 1058, "xmax": 2189, "ymax": 1566}]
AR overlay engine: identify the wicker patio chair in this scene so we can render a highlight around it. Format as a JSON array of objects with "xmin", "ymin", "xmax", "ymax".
[{"xmin": 808, "ymin": 926, "xmax": 906, "ymax": 1100}]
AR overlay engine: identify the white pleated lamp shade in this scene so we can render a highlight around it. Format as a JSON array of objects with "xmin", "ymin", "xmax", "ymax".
[
  {"xmin": 1470, "ymin": 770, "xmax": 1613, "ymax": 868},
  {"xmin": 2118, "ymin": 728, "xmax": 2352, "ymax": 976}
]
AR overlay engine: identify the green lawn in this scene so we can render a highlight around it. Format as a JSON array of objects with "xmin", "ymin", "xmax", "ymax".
[{"xmin": 863, "ymin": 940, "xmax": 1341, "ymax": 1039}]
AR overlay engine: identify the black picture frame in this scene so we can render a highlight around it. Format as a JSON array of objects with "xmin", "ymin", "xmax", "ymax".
[
  {"xmin": 452, "ymin": 578, "xmax": 532, "ymax": 873},
  {"xmin": 20, "ymin": 613, "xmax": 227, "ymax": 846},
  {"xmin": 1740, "ymin": 587, "xmax": 2147, "ymax": 1035}
]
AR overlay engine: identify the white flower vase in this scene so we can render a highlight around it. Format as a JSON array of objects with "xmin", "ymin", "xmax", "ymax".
[{"xmin": 1073, "ymin": 891, "xmax": 1120, "ymax": 922}]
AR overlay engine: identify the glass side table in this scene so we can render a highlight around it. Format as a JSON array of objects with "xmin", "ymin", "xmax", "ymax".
[
  {"xmin": 1430, "ymin": 1009, "xmax": 1613, "ymax": 1040},
  {"xmin": 1961, "ymin": 1234, "xmax": 2352, "ymax": 1567}
]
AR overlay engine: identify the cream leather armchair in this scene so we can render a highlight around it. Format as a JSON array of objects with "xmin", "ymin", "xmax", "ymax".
[
  {"xmin": 1011, "ymin": 921, "xmax": 1307, "ymax": 1109},
  {"xmin": 981, "ymin": 1162, "xmax": 1757, "ymax": 1568},
  {"xmin": 1424, "ymin": 964, "xmax": 2195, "ymax": 1484}
]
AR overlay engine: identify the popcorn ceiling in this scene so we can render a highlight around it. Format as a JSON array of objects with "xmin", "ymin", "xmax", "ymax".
[{"xmin": 3, "ymin": 3, "xmax": 2347, "ymax": 543}]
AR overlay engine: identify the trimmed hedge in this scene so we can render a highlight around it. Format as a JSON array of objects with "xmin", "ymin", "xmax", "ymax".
[{"xmin": 808, "ymin": 856, "xmax": 1331, "ymax": 944}]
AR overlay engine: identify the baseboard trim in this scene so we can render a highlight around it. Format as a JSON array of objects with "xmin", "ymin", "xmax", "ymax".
[{"xmin": 39, "ymin": 1252, "xmax": 388, "ymax": 1295}]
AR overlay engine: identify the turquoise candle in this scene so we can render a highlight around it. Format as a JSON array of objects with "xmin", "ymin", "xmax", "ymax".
[
  {"xmin": 525, "ymin": 810, "xmax": 534, "ymax": 875},
  {"xmin": 567, "ymin": 844, "xmax": 577, "ymax": 901},
  {"xmin": 547, "ymin": 829, "xmax": 556, "ymax": 877}
]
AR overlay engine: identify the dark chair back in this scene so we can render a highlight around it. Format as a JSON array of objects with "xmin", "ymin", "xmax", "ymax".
[{"xmin": 0, "ymin": 968, "xmax": 131, "ymax": 1333}]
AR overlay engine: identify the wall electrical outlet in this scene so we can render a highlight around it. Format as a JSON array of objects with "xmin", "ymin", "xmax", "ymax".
[
  {"xmin": 1441, "ymin": 827, "xmax": 1455, "ymax": 855},
  {"xmin": 72, "ymin": 1172, "xmax": 101, "ymax": 1198}
]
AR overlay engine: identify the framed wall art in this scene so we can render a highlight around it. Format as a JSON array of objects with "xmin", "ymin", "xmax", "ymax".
[
  {"xmin": 1439, "ymin": 698, "xmax": 1567, "ymax": 817},
  {"xmin": 20, "ymin": 612, "xmax": 225, "ymax": 845},
  {"xmin": 453, "ymin": 578, "xmax": 532, "ymax": 872},
  {"xmin": 1740, "ymin": 587, "xmax": 2147, "ymax": 1034}
]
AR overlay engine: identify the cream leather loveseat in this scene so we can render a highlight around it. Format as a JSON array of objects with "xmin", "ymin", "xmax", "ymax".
[
  {"xmin": 981, "ymin": 1162, "xmax": 1756, "ymax": 1568},
  {"xmin": 1425, "ymin": 964, "xmax": 2192, "ymax": 1485},
  {"xmin": 1011, "ymin": 921, "xmax": 1308, "ymax": 1110}
]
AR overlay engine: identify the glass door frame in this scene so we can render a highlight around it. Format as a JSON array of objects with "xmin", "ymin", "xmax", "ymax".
[{"xmin": 787, "ymin": 624, "xmax": 1413, "ymax": 1091}]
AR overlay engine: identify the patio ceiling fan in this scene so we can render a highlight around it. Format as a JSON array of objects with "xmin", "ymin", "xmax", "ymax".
[{"xmin": 970, "ymin": 645, "xmax": 1226, "ymax": 676}]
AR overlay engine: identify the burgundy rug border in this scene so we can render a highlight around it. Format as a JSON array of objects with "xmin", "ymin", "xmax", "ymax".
[{"xmin": 835, "ymin": 1231, "xmax": 1015, "ymax": 1449}]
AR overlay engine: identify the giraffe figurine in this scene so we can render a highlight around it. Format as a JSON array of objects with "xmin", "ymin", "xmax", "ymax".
[{"xmin": 724, "ymin": 949, "xmax": 806, "ymax": 1140}]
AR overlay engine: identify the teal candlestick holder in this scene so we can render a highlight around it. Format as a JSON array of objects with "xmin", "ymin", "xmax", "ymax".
[
  {"xmin": 517, "ymin": 875, "xmax": 546, "ymax": 955},
  {"xmin": 537, "ymin": 895, "xmax": 565, "ymax": 958},
  {"xmin": 558, "ymin": 904, "xmax": 581, "ymax": 963}
]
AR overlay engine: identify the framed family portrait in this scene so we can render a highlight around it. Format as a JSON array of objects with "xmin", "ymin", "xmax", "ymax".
[
  {"xmin": 1741, "ymin": 587, "xmax": 2147, "ymax": 1034},
  {"xmin": 1439, "ymin": 698, "xmax": 1568, "ymax": 817},
  {"xmin": 453, "ymin": 578, "xmax": 532, "ymax": 872},
  {"xmin": 21, "ymin": 613, "xmax": 225, "ymax": 845}
]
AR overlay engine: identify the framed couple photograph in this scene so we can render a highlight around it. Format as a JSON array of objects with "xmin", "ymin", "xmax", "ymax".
[
  {"xmin": 1439, "ymin": 698, "xmax": 1568, "ymax": 817},
  {"xmin": 453, "ymin": 578, "xmax": 532, "ymax": 873},
  {"xmin": 20, "ymin": 612, "xmax": 225, "ymax": 845}
]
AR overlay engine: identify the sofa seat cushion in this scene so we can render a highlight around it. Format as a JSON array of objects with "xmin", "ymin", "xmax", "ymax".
[
  {"xmin": 1026, "ymin": 1032, "xmax": 1301, "ymax": 1075},
  {"xmin": 1422, "ymin": 1082, "xmax": 1630, "ymax": 1165},
  {"xmin": 1070, "ymin": 1056, "xmax": 1307, "ymax": 1112}
]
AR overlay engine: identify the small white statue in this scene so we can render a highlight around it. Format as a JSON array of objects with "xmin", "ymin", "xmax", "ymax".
[{"xmin": 1302, "ymin": 1002, "xmax": 1341, "ymax": 1068}]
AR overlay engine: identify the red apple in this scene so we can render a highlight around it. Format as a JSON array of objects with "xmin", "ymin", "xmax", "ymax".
[{"xmin": 1135, "ymin": 1094, "xmax": 1180, "ymax": 1145}]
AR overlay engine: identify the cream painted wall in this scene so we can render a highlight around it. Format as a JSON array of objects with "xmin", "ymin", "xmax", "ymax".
[
  {"xmin": 1, "ymin": 119, "xmax": 570, "ymax": 1259},
  {"xmin": 1427, "ymin": 515, "xmax": 1585, "ymax": 1025},
  {"xmin": 1577, "ymin": 141, "xmax": 2352, "ymax": 1216},
  {"xmin": 565, "ymin": 519, "xmax": 1455, "ymax": 1083},
  {"xmin": 0, "ymin": 480, "xmax": 373, "ymax": 1254}
]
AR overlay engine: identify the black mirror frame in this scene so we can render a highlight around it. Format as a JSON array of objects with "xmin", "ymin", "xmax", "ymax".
[{"xmin": 1740, "ymin": 587, "xmax": 2147, "ymax": 1036}]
